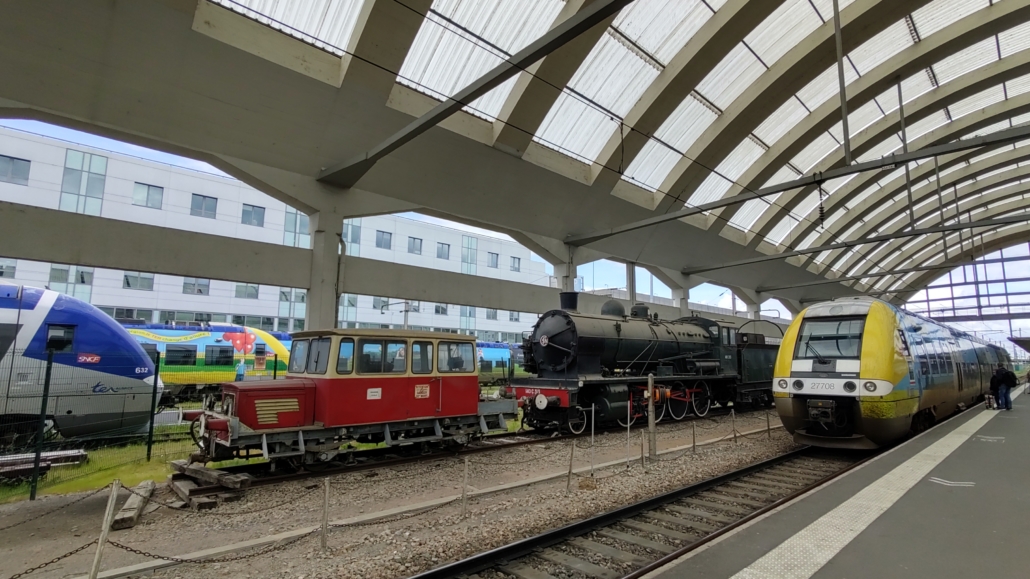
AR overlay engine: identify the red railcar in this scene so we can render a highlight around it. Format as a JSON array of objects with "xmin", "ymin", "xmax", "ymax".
[{"xmin": 189, "ymin": 329, "xmax": 517, "ymax": 465}]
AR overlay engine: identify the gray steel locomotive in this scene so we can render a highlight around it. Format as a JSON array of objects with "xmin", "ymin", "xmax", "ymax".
[{"xmin": 511, "ymin": 293, "xmax": 779, "ymax": 432}]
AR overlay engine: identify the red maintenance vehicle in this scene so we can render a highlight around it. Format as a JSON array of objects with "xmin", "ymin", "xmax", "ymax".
[{"xmin": 186, "ymin": 329, "xmax": 518, "ymax": 467}]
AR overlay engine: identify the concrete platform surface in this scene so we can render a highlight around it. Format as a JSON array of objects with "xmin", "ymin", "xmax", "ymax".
[{"xmin": 646, "ymin": 391, "xmax": 1029, "ymax": 579}]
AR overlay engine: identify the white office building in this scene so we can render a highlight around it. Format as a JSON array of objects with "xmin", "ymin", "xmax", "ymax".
[{"xmin": 0, "ymin": 127, "xmax": 555, "ymax": 343}]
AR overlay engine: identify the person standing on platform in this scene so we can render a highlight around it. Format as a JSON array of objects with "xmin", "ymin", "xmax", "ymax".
[
  {"xmin": 235, "ymin": 359, "xmax": 247, "ymax": 382},
  {"xmin": 989, "ymin": 371, "xmax": 1001, "ymax": 409},
  {"xmin": 996, "ymin": 363, "xmax": 1016, "ymax": 411}
]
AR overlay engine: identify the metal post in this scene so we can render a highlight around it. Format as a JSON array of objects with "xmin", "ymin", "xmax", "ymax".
[
  {"xmin": 692, "ymin": 422, "xmax": 697, "ymax": 453},
  {"xmin": 934, "ymin": 156, "xmax": 948, "ymax": 260},
  {"xmin": 590, "ymin": 403, "xmax": 595, "ymax": 477},
  {"xmin": 146, "ymin": 352, "xmax": 161, "ymax": 462},
  {"xmin": 647, "ymin": 374, "xmax": 656, "ymax": 460},
  {"xmin": 30, "ymin": 350, "xmax": 54, "ymax": 501},
  {"xmin": 898, "ymin": 78, "xmax": 916, "ymax": 229},
  {"xmin": 403, "ymin": 301, "xmax": 410, "ymax": 330},
  {"xmin": 640, "ymin": 431, "xmax": 646, "ymax": 471},
  {"xmin": 766, "ymin": 410, "xmax": 772, "ymax": 439},
  {"xmin": 832, "ymin": 0, "xmax": 851, "ymax": 164},
  {"xmin": 321, "ymin": 477, "xmax": 330, "ymax": 551},
  {"xmin": 732, "ymin": 409, "xmax": 738, "ymax": 444},
  {"xmin": 273, "ymin": 354, "xmax": 279, "ymax": 380},
  {"xmin": 566, "ymin": 442, "xmax": 576, "ymax": 493},
  {"xmin": 88, "ymin": 480, "xmax": 121, "ymax": 579},
  {"xmin": 625, "ymin": 393, "xmax": 632, "ymax": 470},
  {"xmin": 461, "ymin": 457, "xmax": 469, "ymax": 517}
]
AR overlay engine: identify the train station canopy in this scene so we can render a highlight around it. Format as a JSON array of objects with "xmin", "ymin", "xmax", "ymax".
[{"xmin": 4, "ymin": 0, "xmax": 1030, "ymax": 308}]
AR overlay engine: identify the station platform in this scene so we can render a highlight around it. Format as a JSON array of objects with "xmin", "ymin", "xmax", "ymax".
[{"xmin": 647, "ymin": 390, "xmax": 1030, "ymax": 579}]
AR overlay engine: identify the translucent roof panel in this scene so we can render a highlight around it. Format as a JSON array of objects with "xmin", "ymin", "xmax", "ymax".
[
  {"xmin": 695, "ymin": 43, "xmax": 767, "ymax": 110},
  {"xmin": 792, "ymin": 132, "xmax": 840, "ymax": 173},
  {"xmin": 828, "ymin": 100, "xmax": 883, "ymax": 143},
  {"xmin": 999, "ymin": 21, "xmax": 1030, "ymax": 58},
  {"xmin": 856, "ymin": 134, "xmax": 903, "ymax": 163},
  {"xmin": 535, "ymin": 31, "xmax": 660, "ymax": 162},
  {"xmin": 1006, "ymin": 73, "xmax": 1030, "ymax": 99},
  {"xmin": 743, "ymin": 0, "xmax": 823, "ymax": 66},
  {"xmin": 212, "ymin": 0, "xmax": 366, "ymax": 56},
  {"xmin": 932, "ymin": 38, "xmax": 997, "ymax": 85},
  {"xmin": 685, "ymin": 139, "xmax": 766, "ymax": 207},
  {"xmin": 947, "ymin": 84, "xmax": 1005, "ymax": 119},
  {"xmin": 623, "ymin": 94, "xmax": 718, "ymax": 190},
  {"xmin": 398, "ymin": 0, "xmax": 563, "ymax": 120},
  {"xmin": 612, "ymin": 0, "xmax": 716, "ymax": 65},
  {"xmin": 729, "ymin": 166, "xmax": 799, "ymax": 231},
  {"xmin": 796, "ymin": 64, "xmax": 859, "ymax": 110},
  {"xmin": 848, "ymin": 20, "xmax": 912, "ymax": 75},
  {"xmin": 906, "ymin": 110, "xmax": 950, "ymax": 142},
  {"xmin": 754, "ymin": 98, "xmax": 810, "ymax": 146},
  {"xmin": 911, "ymin": 0, "xmax": 990, "ymax": 39},
  {"xmin": 873, "ymin": 72, "xmax": 935, "ymax": 115}
]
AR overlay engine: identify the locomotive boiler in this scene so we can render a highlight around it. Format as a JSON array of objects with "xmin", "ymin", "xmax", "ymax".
[{"xmin": 512, "ymin": 292, "xmax": 779, "ymax": 432}]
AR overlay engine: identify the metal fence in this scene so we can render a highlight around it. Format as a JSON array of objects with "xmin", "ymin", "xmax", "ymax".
[{"xmin": 0, "ymin": 349, "xmax": 282, "ymax": 503}]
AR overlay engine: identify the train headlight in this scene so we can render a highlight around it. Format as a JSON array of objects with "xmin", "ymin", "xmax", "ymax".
[
  {"xmin": 778, "ymin": 379, "xmax": 788, "ymax": 389},
  {"xmin": 843, "ymin": 381, "xmax": 857, "ymax": 393},
  {"xmin": 863, "ymin": 381, "xmax": 877, "ymax": 392},
  {"xmin": 792, "ymin": 380, "xmax": 804, "ymax": 391}
]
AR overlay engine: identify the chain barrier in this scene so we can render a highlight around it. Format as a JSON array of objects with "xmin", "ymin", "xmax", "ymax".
[
  {"xmin": 108, "ymin": 530, "xmax": 316, "ymax": 565},
  {"xmin": 468, "ymin": 443, "xmax": 570, "ymax": 465},
  {"xmin": 0, "ymin": 485, "xmax": 110, "ymax": 533},
  {"xmin": 121, "ymin": 481, "xmax": 323, "ymax": 516},
  {"xmin": 7, "ymin": 539, "xmax": 98, "ymax": 579},
  {"xmin": 330, "ymin": 496, "xmax": 460, "ymax": 529}
]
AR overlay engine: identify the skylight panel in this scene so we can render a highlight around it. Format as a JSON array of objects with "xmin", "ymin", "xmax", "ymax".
[
  {"xmin": 911, "ymin": 0, "xmax": 990, "ymax": 39},
  {"xmin": 794, "ymin": 190, "xmax": 822, "ymax": 220},
  {"xmin": 624, "ymin": 95, "xmax": 718, "ymax": 190},
  {"xmin": 798, "ymin": 230, "xmax": 822, "ymax": 249},
  {"xmin": 796, "ymin": 64, "xmax": 858, "ymax": 110},
  {"xmin": 932, "ymin": 39, "xmax": 997, "ymax": 85},
  {"xmin": 962, "ymin": 118, "xmax": 1011, "ymax": 139},
  {"xmin": 906, "ymin": 110, "xmax": 950, "ymax": 142},
  {"xmin": 685, "ymin": 139, "xmax": 766, "ymax": 207},
  {"xmin": 792, "ymin": 132, "xmax": 839, "ymax": 173},
  {"xmin": 1005, "ymin": 74, "xmax": 1030, "ymax": 99},
  {"xmin": 754, "ymin": 98, "xmax": 810, "ymax": 145},
  {"xmin": 766, "ymin": 215, "xmax": 798, "ymax": 246},
  {"xmin": 695, "ymin": 44, "xmax": 767, "ymax": 110},
  {"xmin": 623, "ymin": 140, "xmax": 680, "ymax": 192},
  {"xmin": 947, "ymin": 84, "xmax": 1005, "ymax": 119},
  {"xmin": 211, "ymin": 0, "xmax": 367, "ymax": 56},
  {"xmin": 398, "ymin": 0, "xmax": 563, "ymax": 120},
  {"xmin": 828, "ymin": 100, "xmax": 883, "ymax": 143},
  {"xmin": 743, "ymin": 0, "xmax": 823, "ymax": 66},
  {"xmin": 999, "ymin": 21, "xmax": 1030, "ymax": 58},
  {"xmin": 848, "ymin": 20, "xmax": 912, "ymax": 75},
  {"xmin": 856, "ymin": 134, "xmax": 903, "ymax": 163},
  {"xmin": 612, "ymin": 0, "xmax": 714, "ymax": 65}
]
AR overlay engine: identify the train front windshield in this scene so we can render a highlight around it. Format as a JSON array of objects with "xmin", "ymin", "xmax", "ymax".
[{"xmin": 794, "ymin": 317, "xmax": 865, "ymax": 360}]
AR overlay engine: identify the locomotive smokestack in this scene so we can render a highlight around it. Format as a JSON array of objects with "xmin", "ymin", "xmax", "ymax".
[{"xmin": 559, "ymin": 291, "xmax": 579, "ymax": 312}]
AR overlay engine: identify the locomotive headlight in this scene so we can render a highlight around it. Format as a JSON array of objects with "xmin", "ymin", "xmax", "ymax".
[
  {"xmin": 863, "ymin": 381, "xmax": 877, "ymax": 392},
  {"xmin": 843, "ymin": 381, "xmax": 857, "ymax": 393},
  {"xmin": 778, "ymin": 379, "xmax": 788, "ymax": 389},
  {"xmin": 792, "ymin": 380, "xmax": 804, "ymax": 391}
]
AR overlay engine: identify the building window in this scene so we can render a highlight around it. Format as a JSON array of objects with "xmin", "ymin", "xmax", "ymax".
[
  {"xmin": 486, "ymin": 308, "xmax": 498, "ymax": 320},
  {"xmin": 279, "ymin": 288, "xmax": 306, "ymax": 319},
  {"xmin": 342, "ymin": 218, "xmax": 361, "ymax": 256},
  {"xmin": 241, "ymin": 204, "xmax": 265, "ymax": 227},
  {"xmin": 488, "ymin": 252, "xmax": 499, "ymax": 268},
  {"xmin": 409, "ymin": 300, "xmax": 421, "ymax": 313},
  {"xmin": 460, "ymin": 305, "xmax": 475, "ymax": 330},
  {"xmin": 285, "ymin": 208, "xmax": 312, "ymax": 248},
  {"xmin": 60, "ymin": 150, "xmax": 107, "ymax": 216},
  {"xmin": 339, "ymin": 293, "xmax": 358, "ymax": 327},
  {"xmin": 132, "ymin": 183, "xmax": 163, "ymax": 209},
  {"xmin": 509, "ymin": 311, "xmax": 520, "ymax": 322},
  {"xmin": 408, "ymin": 237, "xmax": 422, "ymax": 255},
  {"xmin": 99, "ymin": 307, "xmax": 154, "ymax": 322},
  {"xmin": 461, "ymin": 236, "xmax": 477, "ymax": 275},
  {"xmin": 0, "ymin": 154, "xmax": 30, "ymax": 186},
  {"xmin": 183, "ymin": 277, "xmax": 210, "ymax": 295},
  {"xmin": 435, "ymin": 304, "xmax": 448, "ymax": 315},
  {"xmin": 373, "ymin": 296, "xmax": 389, "ymax": 311},
  {"xmin": 159, "ymin": 311, "xmax": 228, "ymax": 323},
  {"xmin": 49, "ymin": 265, "xmax": 93, "ymax": 301},
  {"xmin": 232, "ymin": 315, "xmax": 274, "ymax": 331},
  {"xmin": 0, "ymin": 258, "xmax": 15, "ymax": 278},
  {"xmin": 460, "ymin": 305, "xmax": 475, "ymax": 317},
  {"xmin": 437, "ymin": 242, "xmax": 450, "ymax": 260},
  {"xmin": 375, "ymin": 230, "xmax": 392, "ymax": 250},
  {"xmin": 190, "ymin": 194, "xmax": 217, "ymax": 219},
  {"xmin": 510, "ymin": 256, "xmax": 521, "ymax": 272},
  {"xmin": 235, "ymin": 283, "xmax": 259, "ymax": 299},
  {"xmin": 123, "ymin": 271, "xmax": 155, "ymax": 291}
]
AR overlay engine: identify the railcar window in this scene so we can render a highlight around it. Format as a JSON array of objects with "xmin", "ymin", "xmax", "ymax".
[
  {"xmin": 386, "ymin": 341, "xmax": 406, "ymax": 372},
  {"xmin": 166, "ymin": 344, "xmax": 197, "ymax": 366},
  {"xmin": 205, "ymin": 345, "xmax": 234, "ymax": 366},
  {"xmin": 45, "ymin": 325, "xmax": 75, "ymax": 352},
  {"xmin": 794, "ymin": 318, "xmax": 865, "ymax": 360},
  {"xmin": 412, "ymin": 341, "xmax": 433, "ymax": 374},
  {"xmin": 336, "ymin": 339, "xmax": 354, "ymax": 374},
  {"xmin": 289, "ymin": 339, "xmax": 310, "ymax": 373},
  {"xmin": 307, "ymin": 338, "xmax": 332, "ymax": 374},
  {"xmin": 439, "ymin": 342, "xmax": 475, "ymax": 373},
  {"xmin": 358, "ymin": 340, "xmax": 407, "ymax": 373}
]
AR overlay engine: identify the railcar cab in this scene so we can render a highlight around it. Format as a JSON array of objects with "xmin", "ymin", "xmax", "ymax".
[{"xmin": 284, "ymin": 329, "xmax": 481, "ymax": 428}]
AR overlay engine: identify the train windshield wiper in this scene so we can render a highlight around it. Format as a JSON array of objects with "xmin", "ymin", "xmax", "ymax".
[{"xmin": 804, "ymin": 340, "xmax": 829, "ymax": 365}]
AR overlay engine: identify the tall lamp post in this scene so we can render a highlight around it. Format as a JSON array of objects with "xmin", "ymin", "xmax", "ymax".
[{"xmin": 380, "ymin": 300, "xmax": 415, "ymax": 329}]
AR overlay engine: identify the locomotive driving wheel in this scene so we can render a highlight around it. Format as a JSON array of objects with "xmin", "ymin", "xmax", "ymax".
[
  {"xmin": 566, "ymin": 407, "xmax": 588, "ymax": 435},
  {"xmin": 667, "ymin": 382, "xmax": 689, "ymax": 421},
  {"xmin": 691, "ymin": 381, "xmax": 712, "ymax": 417}
]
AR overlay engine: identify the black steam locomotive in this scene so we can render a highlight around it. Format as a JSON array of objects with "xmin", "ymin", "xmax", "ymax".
[{"xmin": 511, "ymin": 292, "xmax": 780, "ymax": 433}]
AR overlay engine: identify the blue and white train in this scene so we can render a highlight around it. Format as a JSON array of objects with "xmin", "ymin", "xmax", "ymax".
[{"xmin": 1, "ymin": 282, "xmax": 159, "ymax": 445}]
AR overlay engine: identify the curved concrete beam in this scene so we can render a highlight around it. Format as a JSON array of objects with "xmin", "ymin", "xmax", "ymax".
[
  {"xmin": 739, "ymin": 0, "xmax": 1030, "ymax": 242},
  {"xmin": 342, "ymin": 0, "xmax": 432, "ymax": 101},
  {"xmin": 589, "ymin": 0, "xmax": 780, "ymax": 189},
  {"xmin": 654, "ymin": 0, "xmax": 928, "ymax": 215},
  {"xmin": 493, "ymin": 0, "xmax": 620, "ymax": 157}
]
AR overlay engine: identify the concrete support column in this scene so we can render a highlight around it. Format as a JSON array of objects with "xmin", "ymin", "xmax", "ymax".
[
  {"xmin": 626, "ymin": 262, "xmax": 637, "ymax": 303},
  {"xmin": 746, "ymin": 302, "xmax": 761, "ymax": 321},
  {"xmin": 553, "ymin": 245, "xmax": 578, "ymax": 292},
  {"xmin": 306, "ymin": 211, "xmax": 344, "ymax": 330},
  {"xmin": 672, "ymin": 287, "xmax": 690, "ymax": 317}
]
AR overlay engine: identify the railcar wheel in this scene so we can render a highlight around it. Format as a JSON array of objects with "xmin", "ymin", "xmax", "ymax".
[
  {"xmin": 691, "ymin": 381, "xmax": 712, "ymax": 417},
  {"xmin": 652, "ymin": 401, "xmax": 667, "ymax": 423},
  {"xmin": 667, "ymin": 383, "xmax": 689, "ymax": 421},
  {"xmin": 617, "ymin": 412, "xmax": 637, "ymax": 428},
  {"xmin": 566, "ymin": 407, "xmax": 588, "ymax": 435}
]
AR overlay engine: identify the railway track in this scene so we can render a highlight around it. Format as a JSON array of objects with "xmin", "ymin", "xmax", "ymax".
[{"xmin": 408, "ymin": 447, "xmax": 870, "ymax": 579}]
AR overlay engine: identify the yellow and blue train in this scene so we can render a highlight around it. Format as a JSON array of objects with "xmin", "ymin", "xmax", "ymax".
[{"xmin": 774, "ymin": 296, "xmax": 1012, "ymax": 449}]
